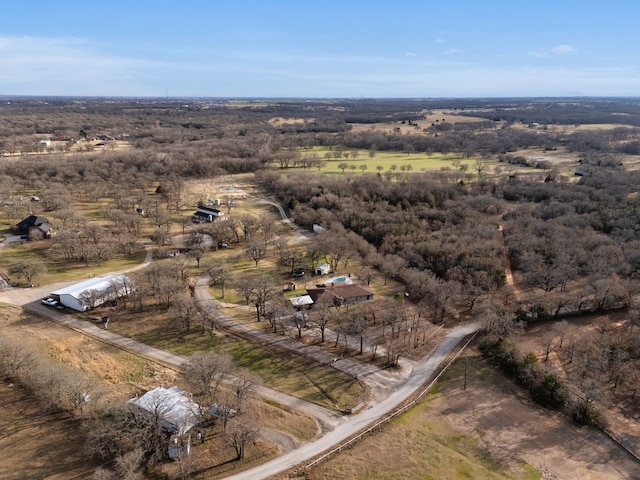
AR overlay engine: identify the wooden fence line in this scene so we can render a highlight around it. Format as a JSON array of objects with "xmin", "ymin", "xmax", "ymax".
[{"xmin": 305, "ymin": 330, "xmax": 479, "ymax": 471}]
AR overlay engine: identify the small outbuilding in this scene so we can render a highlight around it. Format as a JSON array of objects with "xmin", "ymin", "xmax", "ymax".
[
  {"xmin": 290, "ymin": 295, "xmax": 314, "ymax": 308},
  {"xmin": 315, "ymin": 263, "xmax": 331, "ymax": 276},
  {"xmin": 50, "ymin": 274, "xmax": 131, "ymax": 312}
]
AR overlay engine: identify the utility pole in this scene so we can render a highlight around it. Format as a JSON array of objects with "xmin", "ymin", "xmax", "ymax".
[{"xmin": 463, "ymin": 356, "xmax": 467, "ymax": 390}]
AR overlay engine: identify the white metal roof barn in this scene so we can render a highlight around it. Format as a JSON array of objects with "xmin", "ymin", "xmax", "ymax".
[
  {"xmin": 130, "ymin": 386, "xmax": 202, "ymax": 435},
  {"xmin": 51, "ymin": 274, "xmax": 131, "ymax": 312}
]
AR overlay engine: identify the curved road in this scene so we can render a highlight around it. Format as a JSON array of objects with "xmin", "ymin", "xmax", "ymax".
[{"xmin": 223, "ymin": 323, "xmax": 479, "ymax": 480}]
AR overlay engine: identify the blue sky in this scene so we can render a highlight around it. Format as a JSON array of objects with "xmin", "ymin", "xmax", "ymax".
[{"xmin": 1, "ymin": 1, "xmax": 639, "ymax": 98}]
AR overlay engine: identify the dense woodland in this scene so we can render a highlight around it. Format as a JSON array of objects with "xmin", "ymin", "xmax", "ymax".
[{"xmin": 1, "ymin": 97, "xmax": 640, "ymax": 477}]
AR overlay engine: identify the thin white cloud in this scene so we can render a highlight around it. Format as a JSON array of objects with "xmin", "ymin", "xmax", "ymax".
[
  {"xmin": 528, "ymin": 49, "xmax": 548, "ymax": 58},
  {"xmin": 434, "ymin": 38, "xmax": 445, "ymax": 44},
  {"xmin": 443, "ymin": 48, "xmax": 462, "ymax": 55},
  {"xmin": 0, "ymin": 35, "xmax": 636, "ymax": 98},
  {"xmin": 551, "ymin": 44, "xmax": 576, "ymax": 54},
  {"xmin": 0, "ymin": 35, "xmax": 170, "ymax": 95},
  {"xmin": 529, "ymin": 44, "xmax": 576, "ymax": 58}
]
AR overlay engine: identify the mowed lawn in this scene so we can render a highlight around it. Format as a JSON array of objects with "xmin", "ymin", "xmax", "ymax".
[
  {"xmin": 274, "ymin": 147, "xmax": 498, "ymax": 175},
  {"xmin": 0, "ymin": 239, "xmax": 147, "ymax": 286}
]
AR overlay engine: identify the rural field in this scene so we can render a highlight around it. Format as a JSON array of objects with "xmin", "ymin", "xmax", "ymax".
[
  {"xmin": 308, "ymin": 310, "xmax": 640, "ymax": 480},
  {"xmin": 306, "ymin": 348, "xmax": 640, "ymax": 480},
  {"xmin": 1, "ymin": 97, "xmax": 640, "ymax": 479},
  {"xmin": 0, "ymin": 304, "xmax": 322, "ymax": 480}
]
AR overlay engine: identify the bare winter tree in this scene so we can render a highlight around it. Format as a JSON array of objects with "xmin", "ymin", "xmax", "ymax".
[
  {"xmin": 0, "ymin": 338, "xmax": 36, "ymax": 379},
  {"xmin": 309, "ymin": 294, "xmax": 335, "ymax": 343},
  {"xmin": 226, "ymin": 420, "xmax": 259, "ymax": 460},
  {"xmin": 552, "ymin": 320, "xmax": 571, "ymax": 349},
  {"xmin": 8, "ymin": 259, "xmax": 47, "ymax": 287},
  {"xmin": 240, "ymin": 214, "xmax": 260, "ymax": 241},
  {"xmin": 198, "ymin": 302, "xmax": 219, "ymax": 335},
  {"xmin": 182, "ymin": 352, "xmax": 235, "ymax": 405},
  {"xmin": 232, "ymin": 371, "xmax": 259, "ymax": 414},
  {"xmin": 170, "ymin": 293, "xmax": 200, "ymax": 332},
  {"xmin": 186, "ymin": 229, "xmax": 209, "ymax": 268},
  {"xmin": 246, "ymin": 239, "xmax": 267, "ymax": 267},
  {"xmin": 205, "ymin": 261, "xmax": 229, "ymax": 298},
  {"xmin": 86, "ymin": 402, "xmax": 170, "ymax": 469},
  {"xmin": 541, "ymin": 329, "xmax": 557, "ymax": 362},
  {"xmin": 248, "ymin": 275, "xmax": 277, "ymax": 322}
]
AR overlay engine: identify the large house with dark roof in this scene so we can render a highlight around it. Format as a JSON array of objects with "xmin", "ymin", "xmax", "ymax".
[
  {"xmin": 192, "ymin": 206, "xmax": 225, "ymax": 223},
  {"xmin": 306, "ymin": 283, "xmax": 375, "ymax": 306},
  {"xmin": 13, "ymin": 215, "xmax": 52, "ymax": 239}
]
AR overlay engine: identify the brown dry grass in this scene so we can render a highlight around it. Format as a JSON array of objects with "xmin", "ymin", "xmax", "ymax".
[
  {"xmin": 0, "ymin": 304, "xmax": 323, "ymax": 478},
  {"xmin": 349, "ymin": 108, "xmax": 491, "ymax": 135},
  {"xmin": 302, "ymin": 350, "xmax": 640, "ymax": 480},
  {"xmin": 0, "ymin": 380, "xmax": 99, "ymax": 480},
  {"xmin": 516, "ymin": 311, "xmax": 640, "ymax": 455}
]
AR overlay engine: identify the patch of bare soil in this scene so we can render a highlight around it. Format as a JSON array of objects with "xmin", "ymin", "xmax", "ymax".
[
  {"xmin": 268, "ymin": 117, "xmax": 310, "ymax": 126},
  {"xmin": 435, "ymin": 352, "xmax": 640, "ymax": 480}
]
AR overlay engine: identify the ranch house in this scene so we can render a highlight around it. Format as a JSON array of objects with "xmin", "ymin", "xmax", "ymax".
[{"xmin": 192, "ymin": 206, "xmax": 225, "ymax": 223}]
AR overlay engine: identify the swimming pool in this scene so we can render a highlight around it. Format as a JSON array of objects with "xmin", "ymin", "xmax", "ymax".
[{"xmin": 327, "ymin": 276, "xmax": 353, "ymax": 285}]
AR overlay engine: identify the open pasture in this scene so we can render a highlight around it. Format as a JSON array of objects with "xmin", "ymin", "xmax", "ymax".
[{"xmin": 285, "ymin": 146, "xmax": 500, "ymax": 175}]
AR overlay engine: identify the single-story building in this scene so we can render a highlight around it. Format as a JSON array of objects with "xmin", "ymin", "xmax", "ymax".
[
  {"xmin": 306, "ymin": 283, "xmax": 374, "ymax": 306},
  {"xmin": 50, "ymin": 274, "xmax": 132, "ymax": 312},
  {"xmin": 315, "ymin": 263, "xmax": 331, "ymax": 275},
  {"xmin": 94, "ymin": 134, "xmax": 115, "ymax": 141},
  {"xmin": 290, "ymin": 294, "xmax": 314, "ymax": 308},
  {"xmin": 130, "ymin": 386, "xmax": 202, "ymax": 435},
  {"xmin": 192, "ymin": 206, "xmax": 225, "ymax": 223}
]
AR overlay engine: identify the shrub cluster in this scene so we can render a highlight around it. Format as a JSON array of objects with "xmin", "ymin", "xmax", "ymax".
[{"xmin": 479, "ymin": 337, "xmax": 568, "ymax": 410}]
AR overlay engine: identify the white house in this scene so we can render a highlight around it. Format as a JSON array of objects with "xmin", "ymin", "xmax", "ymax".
[
  {"xmin": 130, "ymin": 386, "xmax": 202, "ymax": 435},
  {"xmin": 50, "ymin": 274, "xmax": 132, "ymax": 312}
]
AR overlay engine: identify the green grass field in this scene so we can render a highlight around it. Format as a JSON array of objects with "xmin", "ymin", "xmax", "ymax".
[
  {"xmin": 0, "ymin": 240, "xmax": 147, "ymax": 287},
  {"xmin": 274, "ymin": 147, "xmax": 500, "ymax": 175},
  {"xmin": 111, "ymin": 313, "xmax": 363, "ymax": 412}
]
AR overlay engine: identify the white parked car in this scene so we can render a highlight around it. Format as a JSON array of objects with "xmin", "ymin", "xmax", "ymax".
[{"xmin": 41, "ymin": 297, "xmax": 59, "ymax": 307}]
